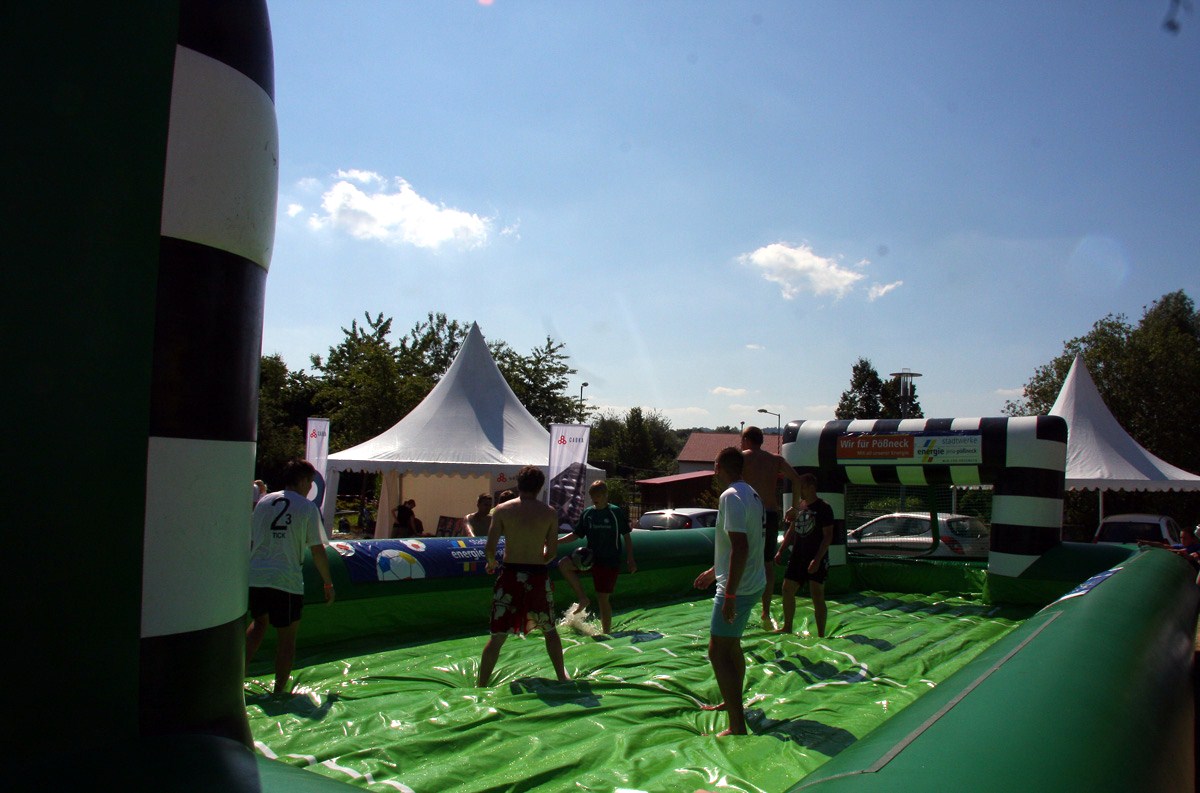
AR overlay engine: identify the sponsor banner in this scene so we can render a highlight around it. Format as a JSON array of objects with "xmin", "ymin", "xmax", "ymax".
[
  {"xmin": 331, "ymin": 537, "xmax": 500, "ymax": 584},
  {"xmin": 305, "ymin": 417, "xmax": 330, "ymax": 506},
  {"xmin": 837, "ymin": 431, "xmax": 983, "ymax": 465},
  {"xmin": 548, "ymin": 423, "xmax": 591, "ymax": 530}
]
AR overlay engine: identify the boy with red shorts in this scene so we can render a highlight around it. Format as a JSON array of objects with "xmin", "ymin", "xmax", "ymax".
[{"xmin": 557, "ymin": 480, "xmax": 637, "ymax": 634}]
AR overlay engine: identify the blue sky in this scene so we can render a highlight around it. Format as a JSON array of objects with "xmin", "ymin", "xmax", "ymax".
[{"xmin": 261, "ymin": 1, "xmax": 1199, "ymax": 431}]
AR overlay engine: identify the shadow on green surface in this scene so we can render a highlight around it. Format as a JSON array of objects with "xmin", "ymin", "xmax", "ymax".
[
  {"xmin": 747, "ymin": 708, "xmax": 858, "ymax": 756},
  {"xmin": 509, "ymin": 677, "xmax": 602, "ymax": 708}
]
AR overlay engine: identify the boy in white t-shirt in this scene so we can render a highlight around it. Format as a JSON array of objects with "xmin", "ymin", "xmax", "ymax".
[{"xmin": 245, "ymin": 459, "xmax": 335, "ymax": 696}]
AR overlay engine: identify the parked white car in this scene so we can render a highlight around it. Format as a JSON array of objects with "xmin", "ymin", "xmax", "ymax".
[
  {"xmin": 636, "ymin": 508, "xmax": 718, "ymax": 531},
  {"xmin": 1093, "ymin": 513, "xmax": 1183, "ymax": 545},
  {"xmin": 847, "ymin": 512, "xmax": 990, "ymax": 558}
]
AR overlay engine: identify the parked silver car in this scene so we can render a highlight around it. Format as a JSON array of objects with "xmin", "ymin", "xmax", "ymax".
[
  {"xmin": 637, "ymin": 508, "xmax": 718, "ymax": 531},
  {"xmin": 847, "ymin": 512, "xmax": 990, "ymax": 558}
]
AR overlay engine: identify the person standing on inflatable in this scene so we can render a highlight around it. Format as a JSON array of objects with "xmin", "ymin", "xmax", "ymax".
[
  {"xmin": 477, "ymin": 466, "xmax": 569, "ymax": 686},
  {"xmin": 557, "ymin": 480, "xmax": 637, "ymax": 634},
  {"xmin": 693, "ymin": 447, "xmax": 766, "ymax": 736},
  {"xmin": 246, "ymin": 459, "xmax": 335, "ymax": 696},
  {"xmin": 774, "ymin": 472, "xmax": 833, "ymax": 638}
]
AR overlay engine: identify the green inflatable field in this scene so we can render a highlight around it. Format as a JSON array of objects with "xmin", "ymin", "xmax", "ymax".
[{"xmin": 246, "ymin": 533, "xmax": 1198, "ymax": 792}]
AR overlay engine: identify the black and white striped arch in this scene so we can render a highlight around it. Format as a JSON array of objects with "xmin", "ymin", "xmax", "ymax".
[{"xmin": 781, "ymin": 416, "xmax": 1067, "ymax": 578}]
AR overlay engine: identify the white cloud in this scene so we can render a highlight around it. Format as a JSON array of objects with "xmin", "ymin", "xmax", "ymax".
[
  {"xmin": 335, "ymin": 168, "xmax": 386, "ymax": 186},
  {"xmin": 304, "ymin": 172, "xmax": 493, "ymax": 251},
  {"xmin": 711, "ymin": 386, "xmax": 747, "ymax": 396},
  {"xmin": 286, "ymin": 203, "xmax": 304, "ymax": 218},
  {"xmin": 745, "ymin": 343, "xmax": 765, "ymax": 351},
  {"xmin": 867, "ymin": 280, "xmax": 903, "ymax": 301},
  {"xmin": 738, "ymin": 242, "xmax": 865, "ymax": 300}
]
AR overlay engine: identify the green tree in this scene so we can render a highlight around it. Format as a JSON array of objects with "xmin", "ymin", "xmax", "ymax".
[
  {"xmin": 310, "ymin": 312, "xmax": 429, "ymax": 452},
  {"xmin": 836, "ymin": 358, "xmax": 923, "ymax": 419},
  {"xmin": 255, "ymin": 354, "xmax": 319, "ymax": 484},
  {"xmin": 589, "ymin": 407, "xmax": 681, "ymax": 477},
  {"xmin": 397, "ymin": 312, "xmax": 469, "ymax": 382},
  {"xmin": 495, "ymin": 336, "xmax": 579, "ymax": 425}
]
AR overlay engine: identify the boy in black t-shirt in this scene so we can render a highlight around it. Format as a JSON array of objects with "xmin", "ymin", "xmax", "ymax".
[
  {"xmin": 774, "ymin": 472, "xmax": 833, "ymax": 637},
  {"xmin": 558, "ymin": 480, "xmax": 637, "ymax": 634}
]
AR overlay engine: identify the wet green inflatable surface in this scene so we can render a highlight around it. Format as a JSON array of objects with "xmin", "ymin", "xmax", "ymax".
[{"xmin": 246, "ymin": 591, "xmax": 1031, "ymax": 792}]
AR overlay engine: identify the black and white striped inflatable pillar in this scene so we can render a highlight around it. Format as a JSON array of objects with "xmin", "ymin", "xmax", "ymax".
[
  {"xmin": 139, "ymin": 0, "xmax": 277, "ymax": 743},
  {"xmin": 781, "ymin": 417, "xmax": 1067, "ymax": 584}
]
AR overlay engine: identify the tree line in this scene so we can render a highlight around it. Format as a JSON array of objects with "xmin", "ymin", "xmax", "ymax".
[{"xmin": 256, "ymin": 291, "xmax": 1198, "ymax": 530}]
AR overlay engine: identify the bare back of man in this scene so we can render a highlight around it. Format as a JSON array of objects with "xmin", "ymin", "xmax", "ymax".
[
  {"xmin": 741, "ymin": 448, "xmax": 785, "ymax": 513},
  {"xmin": 741, "ymin": 427, "xmax": 808, "ymax": 626},
  {"xmin": 491, "ymin": 496, "xmax": 558, "ymax": 566}
]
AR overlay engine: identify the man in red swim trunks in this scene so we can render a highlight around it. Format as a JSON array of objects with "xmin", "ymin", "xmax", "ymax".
[{"xmin": 477, "ymin": 465, "xmax": 569, "ymax": 686}]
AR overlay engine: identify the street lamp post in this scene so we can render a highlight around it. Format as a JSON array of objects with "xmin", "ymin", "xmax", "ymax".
[
  {"xmin": 579, "ymin": 382, "xmax": 589, "ymax": 423},
  {"xmin": 887, "ymin": 368, "xmax": 922, "ymax": 419},
  {"xmin": 757, "ymin": 408, "xmax": 781, "ymax": 437}
]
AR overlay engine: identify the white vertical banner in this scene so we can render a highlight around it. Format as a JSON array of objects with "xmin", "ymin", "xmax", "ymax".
[
  {"xmin": 547, "ymin": 423, "xmax": 591, "ymax": 531},
  {"xmin": 305, "ymin": 417, "xmax": 330, "ymax": 509}
]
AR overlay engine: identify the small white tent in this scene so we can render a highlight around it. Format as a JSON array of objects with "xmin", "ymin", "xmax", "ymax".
[
  {"xmin": 1049, "ymin": 353, "xmax": 1200, "ymax": 497},
  {"xmin": 325, "ymin": 322, "xmax": 602, "ymax": 536}
]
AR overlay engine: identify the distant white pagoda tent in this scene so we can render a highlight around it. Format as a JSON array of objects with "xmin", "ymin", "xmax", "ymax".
[{"xmin": 1048, "ymin": 354, "xmax": 1200, "ymax": 513}]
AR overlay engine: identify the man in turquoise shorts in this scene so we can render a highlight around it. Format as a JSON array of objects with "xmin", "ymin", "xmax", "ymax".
[{"xmin": 693, "ymin": 446, "xmax": 766, "ymax": 736}]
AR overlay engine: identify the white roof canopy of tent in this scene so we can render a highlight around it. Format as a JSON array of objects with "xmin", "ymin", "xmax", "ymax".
[
  {"xmin": 1049, "ymin": 353, "xmax": 1200, "ymax": 492},
  {"xmin": 328, "ymin": 322, "xmax": 592, "ymax": 477}
]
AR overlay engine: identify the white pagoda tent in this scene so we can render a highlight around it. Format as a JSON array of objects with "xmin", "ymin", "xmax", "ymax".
[
  {"xmin": 1049, "ymin": 354, "xmax": 1200, "ymax": 506},
  {"xmin": 325, "ymin": 322, "xmax": 602, "ymax": 536}
]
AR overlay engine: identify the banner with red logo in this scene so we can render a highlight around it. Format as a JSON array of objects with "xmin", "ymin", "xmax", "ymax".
[
  {"xmin": 305, "ymin": 417, "xmax": 330, "ymax": 508},
  {"xmin": 547, "ymin": 423, "xmax": 590, "ymax": 531}
]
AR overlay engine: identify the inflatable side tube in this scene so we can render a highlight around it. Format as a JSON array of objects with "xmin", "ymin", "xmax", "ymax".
[
  {"xmin": 789, "ymin": 545, "xmax": 1199, "ymax": 792},
  {"xmin": 284, "ymin": 529, "xmax": 718, "ymax": 651}
]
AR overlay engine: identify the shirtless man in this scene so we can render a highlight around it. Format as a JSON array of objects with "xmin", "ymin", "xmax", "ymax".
[
  {"xmin": 476, "ymin": 467, "xmax": 569, "ymax": 686},
  {"xmin": 460, "ymin": 493, "xmax": 493, "ymax": 537},
  {"xmin": 740, "ymin": 426, "xmax": 809, "ymax": 629}
]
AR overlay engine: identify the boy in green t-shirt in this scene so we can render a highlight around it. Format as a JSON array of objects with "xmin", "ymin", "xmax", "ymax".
[{"xmin": 558, "ymin": 480, "xmax": 637, "ymax": 634}]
